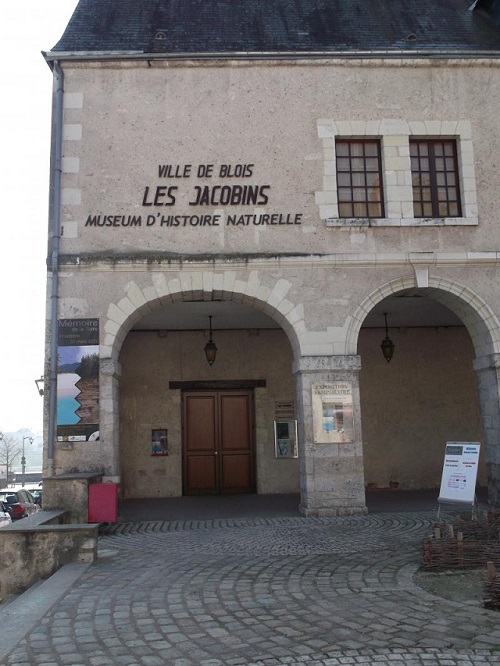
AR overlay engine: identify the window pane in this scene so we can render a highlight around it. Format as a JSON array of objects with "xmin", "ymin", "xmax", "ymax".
[
  {"xmin": 353, "ymin": 202, "xmax": 368, "ymax": 217},
  {"xmin": 338, "ymin": 202, "xmax": 353, "ymax": 217},
  {"xmin": 351, "ymin": 143, "xmax": 364, "ymax": 156},
  {"xmin": 351, "ymin": 158, "xmax": 365, "ymax": 171},
  {"xmin": 336, "ymin": 143, "xmax": 349, "ymax": 156},
  {"xmin": 338, "ymin": 188, "xmax": 352, "ymax": 202},
  {"xmin": 352, "ymin": 173, "xmax": 366, "ymax": 187},
  {"xmin": 337, "ymin": 173, "xmax": 351, "ymax": 187},
  {"xmin": 365, "ymin": 157, "xmax": 379, "ymax": 172},
  {"xmin": 414, "ymin": 202, "xmax": 423, "ymax": 217},
  {"xmin": 337, "ymin": 158, "xmax": 351, "ymax": 171},
  {"xmin": 368, "ymin": 202, "xmax": 382, "ymax": 217},
  {"xmin": 448, "ymin": 202, "xmax": 459, "ymax": 216},
  {"xmin": 438, "ymin": 202, "xmax": 449, "ymax": 216},
  {"xmin": 364, "ymin": 143, "xmax": 378, "ymax": 157},
  {"xmin": 445, "ymin": 157, "xmax": 455, "ymax": 171},
  {"xmin": 423, "ymin": 202, "xmax": 433, "ymax": 216}
]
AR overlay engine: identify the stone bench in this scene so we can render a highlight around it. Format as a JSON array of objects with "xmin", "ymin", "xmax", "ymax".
[{"xmin": 0, "ymin": 510, "xmax": 99, "ymax": 601}]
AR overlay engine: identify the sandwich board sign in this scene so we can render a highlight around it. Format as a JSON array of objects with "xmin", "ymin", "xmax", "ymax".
[{"xmin": 438, "ymin": 442, "xmax": 480, "ymax": 505}]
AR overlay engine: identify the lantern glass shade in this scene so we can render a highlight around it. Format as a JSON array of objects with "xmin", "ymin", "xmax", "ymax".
[
  {"xmin": 204, "ymin": 340, "xmax": 217, "ymax": 365},
  {"xmin": 380, "ymin": 337, "xmax": 395, "ymax": 363}
]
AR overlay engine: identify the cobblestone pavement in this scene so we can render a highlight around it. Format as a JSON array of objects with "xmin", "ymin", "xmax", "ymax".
[{"xmin": 2, "ymin": 512, "xmax": 500, "ymax": 665}]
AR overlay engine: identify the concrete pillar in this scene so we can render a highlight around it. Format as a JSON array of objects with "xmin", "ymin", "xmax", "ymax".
[
  {"xmin": 474, "ymin": 353, "xmax": 500, "ymax": 507},
  {"xmin": 294, "ymin": 355, "xmax": 367, "ymax": 516},
  {"xmin": 99, "ymin": 358, "xmax": 122, "ymax": 478}
]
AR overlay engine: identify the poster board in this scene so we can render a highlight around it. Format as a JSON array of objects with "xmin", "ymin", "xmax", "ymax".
[
  {"xmin": 438, "ymin": 442, "xmax": 480, "ymax": 505},
  {"xmin": 312, "ymin": 382, "xmax": 354, "ymax": 443}
]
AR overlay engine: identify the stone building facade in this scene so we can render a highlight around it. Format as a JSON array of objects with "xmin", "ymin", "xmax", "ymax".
[{"xmin": 42, "ymin": 0, "xmax": 500, "ymax": 515}]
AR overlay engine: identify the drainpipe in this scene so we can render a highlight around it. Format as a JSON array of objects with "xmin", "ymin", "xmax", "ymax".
[{"xmin": 47, "ymin": 60, "xmax": 64, "ymax": 476}]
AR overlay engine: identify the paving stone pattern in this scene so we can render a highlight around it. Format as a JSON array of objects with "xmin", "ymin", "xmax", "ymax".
[{"xmin": 3, "ymin": 512, "xmax": 500, "ymax": 665}]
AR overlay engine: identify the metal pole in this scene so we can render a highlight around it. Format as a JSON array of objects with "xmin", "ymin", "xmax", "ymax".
[
  {"xmin": 21, "ymin": 437, "xmax": 33, "ymax": 488},
  {"xmin": 47, "ymin": 61, "xmax": 64, "ymax": 477},
  {"xmin": 21, "ymin": 438, "xmax": 25, "ymax": 488}
]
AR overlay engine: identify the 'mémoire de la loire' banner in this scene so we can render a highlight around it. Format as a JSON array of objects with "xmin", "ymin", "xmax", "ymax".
[{"xmin": 56, "ymin": 319, "xmax": 99, "ymax": 442}]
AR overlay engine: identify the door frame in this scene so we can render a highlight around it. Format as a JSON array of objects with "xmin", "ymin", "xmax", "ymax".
[{"xmin": 181, "ymin": 386, "xmax": 257, "ymax": 495}]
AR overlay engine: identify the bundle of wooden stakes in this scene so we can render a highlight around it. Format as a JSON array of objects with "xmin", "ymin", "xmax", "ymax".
[
  {"xmin": 484, "ymin": 561, "xmax": 500, "ymax": 610},
  {"xmin": 421, "ymin": 510, "xmax": 500, "ymax": 610}
]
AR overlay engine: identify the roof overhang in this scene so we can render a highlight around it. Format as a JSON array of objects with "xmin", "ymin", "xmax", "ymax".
[{"xmin": 42, "ymin": 48, "xmax": 500, "ymax": 68}]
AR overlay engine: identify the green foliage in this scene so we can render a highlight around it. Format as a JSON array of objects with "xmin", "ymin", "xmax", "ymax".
[{"xmin": 76, "ymin": 353, "xmax": 99, "ymax": 379}]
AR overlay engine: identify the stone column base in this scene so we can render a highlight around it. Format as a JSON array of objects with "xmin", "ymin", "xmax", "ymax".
[{"xmin": 300, "ymin": 503, "xmax": 368, "ymax": 517}]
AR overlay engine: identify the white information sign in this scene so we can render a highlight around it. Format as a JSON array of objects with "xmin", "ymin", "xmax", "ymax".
[{"xmin": 438, "ymin": 441, "xmax": 480, "ymax": 505}]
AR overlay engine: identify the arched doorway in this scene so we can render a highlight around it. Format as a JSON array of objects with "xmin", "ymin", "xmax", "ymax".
[
  {"xmin": 353, "ymin": 277, "xmax": 500, "ymax": 506},
  {"xmin": 102, "ymin": 277, "xmax": 303, "ymax": 501}
]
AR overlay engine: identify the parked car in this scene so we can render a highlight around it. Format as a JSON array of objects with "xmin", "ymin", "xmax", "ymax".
[
  {"xmin": 0, "ymin": 500, "xmax": 12, "ymax": 527},
  {"xmin": 27, "ymin": 488, "xmax": 43, "ymax": 507},
  {"xmin": 0, "ymin": 490, "xmax": 40, "ymax": 520}
]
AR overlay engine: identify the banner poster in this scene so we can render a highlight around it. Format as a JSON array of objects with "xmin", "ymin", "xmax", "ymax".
[
  {"xmin": 312, "ymin": 382, "xmax": 354, "ymax": 443},
  {"xmin": 56, "ymin": 319, "xmax": 100, "ymax": 443},
  {"xmin": 438, "ymin": 442, "xmax": 480, "ymax": 505}
]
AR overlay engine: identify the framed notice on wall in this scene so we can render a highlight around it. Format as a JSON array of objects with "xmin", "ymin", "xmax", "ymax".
[
  {"xmin": 312, "ymin": 382, "xmax": 354, "ymax": 443},
  {"xmin": 274, "ymin": 420, "xmax": 298, "ymax": 458},
  {"xmin": 438, "ymin": 442, "xmax": 480, "ymax": 505},
  {"xmin": 151, "ymin": 429, "xmax": 168, "ymax": 456}
]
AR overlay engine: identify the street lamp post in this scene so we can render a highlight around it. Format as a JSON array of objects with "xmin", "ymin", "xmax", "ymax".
[{"xmin": 21, "ymin": 436, "xmax": 33, "ymax": 488}]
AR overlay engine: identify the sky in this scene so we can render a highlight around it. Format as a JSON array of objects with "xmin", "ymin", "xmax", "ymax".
[{"xmin": 0, "ymin": 1, "xmax": 80, "ymax": 434}]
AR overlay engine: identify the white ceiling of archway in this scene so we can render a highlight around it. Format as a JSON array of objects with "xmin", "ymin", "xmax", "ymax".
[{"xmin": 132, "ymin": 292, "xmax": 463, "ymax": 332}]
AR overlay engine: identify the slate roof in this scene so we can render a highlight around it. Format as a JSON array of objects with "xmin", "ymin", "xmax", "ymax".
[{"xmin": 49, "ymin": 0, "xmax": 500, "ymax": 57}]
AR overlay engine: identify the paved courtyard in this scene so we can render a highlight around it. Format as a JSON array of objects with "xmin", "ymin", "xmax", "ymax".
[{"xmin": 1, "ymin": 509, "xmax": 500, "ymax": 665}]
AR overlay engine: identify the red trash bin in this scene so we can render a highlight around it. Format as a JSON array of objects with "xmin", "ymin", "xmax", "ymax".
[{"xmin": 88, "ymin": 483, "xmax": 118, "ymax": 523}]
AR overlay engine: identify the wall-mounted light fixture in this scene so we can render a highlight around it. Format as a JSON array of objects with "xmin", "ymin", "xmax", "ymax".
[
  {"xmin": 35, "ymin": 376, "xmax": 45, "ymax": 396},
  {"xmin": 380, "ymin": 312, "xmax": 395, "ymax": 363},
  {"xmin": 204, "ymin": 316, "xmax": 218, "ymax": 366}
]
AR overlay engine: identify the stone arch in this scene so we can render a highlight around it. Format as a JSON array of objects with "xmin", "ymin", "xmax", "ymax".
[
  {"xmin": 99, "ymin": 269, "xmax": 306, "ymax": 488},
  {"xmin": 102, "ymin": 270, "xmax": 305, "ymax": 363},
  {"xmin": 345, "ymin": 275, "xmax": 500, "ymax": 358},
  {"xmin": 347, "ymin": 274, "xmax": 500, "ymax": 507}
]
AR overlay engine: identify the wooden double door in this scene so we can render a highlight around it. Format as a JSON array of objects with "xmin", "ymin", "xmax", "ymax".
[{"xmin": 182, "ymin": 390, "xmax": 255, "ymax": 495}]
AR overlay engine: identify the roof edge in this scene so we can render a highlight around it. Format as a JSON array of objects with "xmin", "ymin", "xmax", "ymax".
[{"xmin": 43, "ymin": 49, "xmax": 500, "ymax": 64}]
